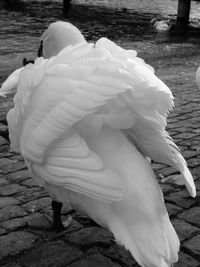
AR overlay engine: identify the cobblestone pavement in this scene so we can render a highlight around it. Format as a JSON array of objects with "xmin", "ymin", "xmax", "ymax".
[{"xmin": 0, "ymin": 41, "xmax": 200, "ymax": 267}]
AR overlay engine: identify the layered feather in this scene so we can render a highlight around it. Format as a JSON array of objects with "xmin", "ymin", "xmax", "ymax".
[{"xmin": 1, "ymin": 37, "xmax": 195, "ymax": 198}]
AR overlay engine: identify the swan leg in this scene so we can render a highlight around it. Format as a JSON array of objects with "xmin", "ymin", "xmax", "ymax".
[
  {"xmin": 51, "ymin": 200, "xmax": 72, "ymax": 232},
  {"xmin": 28, "ymin": 200, "xmax": 72, "ymax": 232},
  {"xmin": 51, "ymin": 200, "xmax": 65, "ymax": 231}
]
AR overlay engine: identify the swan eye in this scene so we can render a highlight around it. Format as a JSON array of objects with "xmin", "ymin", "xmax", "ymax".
[{"xmin": 38, "ymin": 40, "xmax": 43, "ymax": 57}]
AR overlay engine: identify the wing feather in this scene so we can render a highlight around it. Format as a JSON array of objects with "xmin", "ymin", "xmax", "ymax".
[
  {"xmin": 124, "ymin": 116, "xmax": 196, "ymax": 197},
  {"xmin": 32, "ymin": 129, "xmax": 123, "ymax": 202},
  {"xmin": 4, "ymin": 37, "xmax": 195, "ymax": 201}
]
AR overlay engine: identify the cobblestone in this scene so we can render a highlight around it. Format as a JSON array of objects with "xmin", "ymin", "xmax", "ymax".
[
  {"xmin": 172, "ymin": 219, "xmax": 200, "ymax": 241},
  {"xmin": 5, "ymin": 169, "xmax": 30, "ymax": 182},
  {"xmin": 0, "ymin": 20, "xmax": 200, "ymax": 267},
  {"xmin": 17, "ymin": 240, "xmax": 83, "ymax": 267},
  {"xmin": 165, "ymin": 203, "xmax": 184, "ymax": 216},
  {"xmin": 22, "ymin": 197, "xmax": 51, "ymax": 213},
  {"xmin": 25, "ymin": 213, "xmax": 52, "ymax": 229},
  {"xmin": 66, "ymin": 227, "xmax": 113, "ymax": 248},
  {"xmin": 0, "ymin": 231, "xmax": 38, "ymax": 260},
  {"xmin": 0, "ymin": 217, "xmax": 27, "ymax": 231},
  {"xmin": 0, "ymin": 184, "xmax": 25, "ymax": 196},
  {"xmin": 174, "ymin": 252, "xmax": 200, "ymax": 267},
  {"xmin": 0, "ymin": 205, "xmax": 28, "ymax": 223},
  {"xmin": 183, "ymin": 235, "xmax": 200, "ymax": 257},
  {"xmin": 0, "ymin": 197, "xmax": 20, "ymax": 208},
  {"xmin": 177, "ymin": 207, "xmax": 200, "ymax": 227},
  {"xmin": 165, "ymin": 190, "xmax": 197, "ymax": 209}
]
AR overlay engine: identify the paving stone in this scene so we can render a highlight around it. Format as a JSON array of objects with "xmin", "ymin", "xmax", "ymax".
[
  {"xmin": 0, "ymin": 196, "xmax": 20, "ymax": 208},
  {"xmin": 66, "ymin": 226, "xmax": 113, "ymax": 248},
  {"xmin": 165, "ymin": 190, "xmax": 197, "ymax": 209},
  {"xmin": 1, "ymin": 262, "xmax": 22, "ymax": 267},
  {"xmin": 22, "ymin": 197, "xmax": 51, "ymax": 213},
  {"xmin": 0, "ymin": 231, "xmax": 38, "ymax": 260},
  {"xmin": 0, "ymin": 217, "xmax": 26, "ymax": 231},
  {"xmin": 0, "ymin": 145, "xmax": 11, "ymax": 154},
  {"xmin": 5, "ymin": 169, "xmax": 30, "ymax": 183},
  {"xmin": 26, "ymin": 212, "xmax": 52, "ymax": 229},
  {"xmin": 0, "ymin": 158, "xmax": 14, "ymax": 168},
  {"xmin": 172, "ymin": 219, "xmax": 200, "ymax": 241},
  {"xmin": 16, "ymin": 187, "xmax": 48, "ymax": 203},
  {"xmin": 21, "ymin": 177, "xmax": 41, "ymax": 188},
  {"xmin": 174, "ymin": 252, "xmax": 200, "ymax": 267},
  {"xmin": 159, "ymin": 183, "xmax": 175, "ymax": 195},
  {"xmin": 174, "ymin": 127, "xmax": 189, "ymax": 133},
  {"xmin": 187, "ymin": 157, "xmax": 200, "ymax": 168},
  {"xmin": 68, "ymin": 254, "xmax": 121, "ymax": 267},
  {"xmin": 165, "ymin": 203, "xmax": 183, "ymax": 216},
  {"xmin": 181, "ymin": 151, "xmax": 200, "ymax": 160},
  {"xmin": 104, "ymin": 243, "xmax": 138, "ymax": 267},
  {"xmin": 174, "ymin": 133, "xmax": 198, "ymax": 140},
  {"xmin": 0, "ymin": 136, "xmax": 8, "ymax": 146},
  {"xmin": 195, "ymin": 180, "xmax": 200, "ymax": 191},
  {"xmin": 0, "ymin": 184, "xmax": 25, "ymax": 196},
  {"xmin": 1, "ymin": 159, "xmax": 26, "ymax": 173},
  {"xmin": 191, "ymin": 167, "xmax": 200, "ymax": 181},
  {"xmin": 0, "ymin": 177, "xmax": 9, "ymax": 186},
  {"xmin": 0, "ymin": 205, "xmax": 28, "ymax": 223},
  {"xmin": 0, "ymin": 227, "xmax": 6, "ymax": 235},
  {"xmin": 17, "ymin": 240, "xmax": 83, "ymax": 267},
  {"xmin": 177, "ymin": 207, "xmax": 200, "ymax": 227},
  {"xmin": 183, "ymin": 235, "xmax": 200, "ymax": 257}
]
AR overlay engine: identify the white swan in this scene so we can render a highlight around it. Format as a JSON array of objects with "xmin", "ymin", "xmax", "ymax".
[
  {"xmin": 151, "ymin": 18, "xmax": 171, "ymax": 32},
  {"xmin": 0, "ymin": 21, "xmax": 196, "ymax": 267}
]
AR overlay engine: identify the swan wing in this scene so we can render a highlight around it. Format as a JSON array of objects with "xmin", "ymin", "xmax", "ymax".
[
  {"xmin": 95, "ymin": 38, "xmax": 195, "ymax": 197},
  {"xmin": 124, "ymin": 116, "xmax": 196, "ymax": 197},
  {"xmin": 0, "ymin": 67, "xmax": 24, "ymax": 96},
  {"xmin": 32, "ymin": 128, "xmax": 123, "ymax": 202},
  {"xmin": 7, "ymin": 43, "xmax": 133, "ymax": 202}
]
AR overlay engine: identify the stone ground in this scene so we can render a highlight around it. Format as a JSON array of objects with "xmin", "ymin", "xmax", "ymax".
[{"xmin": 0, "ymin": 38, "xmax": 200, "ymax": 267}]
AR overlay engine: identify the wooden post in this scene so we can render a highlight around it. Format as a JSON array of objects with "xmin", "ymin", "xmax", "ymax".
[
  {"xmin": 175, "ymin": 0, "xmax": 191, "ymax": 32},
  {"xmin": 63, "ymin": 0, "xmax": 71, "ymax": 8},
  {"xmin": 63, "ymin": 0, "xmax": 72, "ymax": 16}
]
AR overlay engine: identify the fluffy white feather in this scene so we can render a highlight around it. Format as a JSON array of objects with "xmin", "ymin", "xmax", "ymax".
[{"xmin": 0, "ymin": 21, "xmax": 196, "ymax": 267}]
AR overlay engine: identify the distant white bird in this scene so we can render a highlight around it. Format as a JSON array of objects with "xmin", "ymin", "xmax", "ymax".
[
  {"xmin": 0, "ymin": 21, "xmax": 196, "ymax": 267},
  {"xmin": 195, "ymin": 66, "xmax": 200, "ymax": 89},
  {"xmin": 151, "ymin": 18, "xmax": 171, "ymax": 32}
]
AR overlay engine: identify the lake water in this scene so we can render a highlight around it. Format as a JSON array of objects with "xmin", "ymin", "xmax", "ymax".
[{"xmin": 0, "ymin": 0, "xmax": 200, "ymax": 81}]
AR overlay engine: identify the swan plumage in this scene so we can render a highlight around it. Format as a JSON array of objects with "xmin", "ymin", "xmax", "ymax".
[{"xmin": 0, "ymin": 21, "xmax": 196, "ymax": 267}]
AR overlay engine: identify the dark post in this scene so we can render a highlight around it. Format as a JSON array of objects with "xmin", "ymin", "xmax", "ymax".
[
  {"xmin": 63, "ymin": 0, "xmax": 71, "ymax": 8},
  {"xmin": 175, "ymin": 0, "xmax": 191, "ymax": 33},
  {"xmin": 63, "ymin": 0, "xmax": 72, "ymax": 17}
]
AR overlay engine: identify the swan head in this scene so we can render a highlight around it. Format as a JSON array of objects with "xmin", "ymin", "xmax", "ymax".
[{"xmin": 38, "ymin": 21, "xmax": 86, "ymax": 58}]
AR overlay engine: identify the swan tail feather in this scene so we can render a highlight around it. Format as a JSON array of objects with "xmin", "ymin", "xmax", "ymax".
[{"xmin": 109, "ymin": 216, "xmax": 179, "ymax": 267}]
